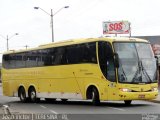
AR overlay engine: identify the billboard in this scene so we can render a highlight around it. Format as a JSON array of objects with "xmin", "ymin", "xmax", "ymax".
[
  {"xmin": 152, "ymin": 44, "xmax": 160, "ymax": 55},
  {"xmin": 103, "ymin": 21, "xmax": 130, "ymax": 34}
]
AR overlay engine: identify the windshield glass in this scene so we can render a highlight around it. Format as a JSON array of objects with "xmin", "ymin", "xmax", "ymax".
[{"xmin": 114, "ymin": 42, "xmax": 157, "ymax": 83}]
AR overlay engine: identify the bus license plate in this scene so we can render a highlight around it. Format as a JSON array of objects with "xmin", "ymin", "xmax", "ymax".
[{"xmin": 138, "ymin": 94, "xmax": 145, "ymax": 98}]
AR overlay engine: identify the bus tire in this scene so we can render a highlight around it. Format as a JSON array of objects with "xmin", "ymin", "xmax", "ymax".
[
  {"xmin": 124, "ymin": 100, "xmax": 132, "ymax": 106},
  {"xmin": 91, "ymin": 88, "xmax": 100, "ymax": 106},
  {"xmin": 18, "ymin": 87, "xmax": 27, "ymax": 103},
  {"xmin": 28, "ymin": 87, "xmax": 39, "ymax": 103}
]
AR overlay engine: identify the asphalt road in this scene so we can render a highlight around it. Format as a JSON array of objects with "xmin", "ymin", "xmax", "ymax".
[{"xmin": 0, "ymin": 86, "xmax": 160, "ymax": 120}]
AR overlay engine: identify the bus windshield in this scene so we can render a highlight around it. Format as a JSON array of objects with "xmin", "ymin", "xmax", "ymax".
[{"xmin": 114, "ymin": 42, "xmax": 157, "ymax": 83}]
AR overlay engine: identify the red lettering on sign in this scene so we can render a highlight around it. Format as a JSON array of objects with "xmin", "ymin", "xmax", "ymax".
[
  {"xmin": 109, "ymin": 24, "xmax": 114, "ymax": 31},
  {"xmin": 109, "ymin": 22, "xmax": 123, "ymax": 31}
]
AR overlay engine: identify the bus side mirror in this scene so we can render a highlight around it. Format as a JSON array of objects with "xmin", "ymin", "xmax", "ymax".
[
  {"xmin": 114, "ymin": 53, "xmax": 119, "ymax": 68},
  {"xmin": 155, "ymin": 55, "xmax": 159, "ymax": 81},
  {"xmin": 155, "ymin": 56, "xmax": 159, "ymax": 69}
]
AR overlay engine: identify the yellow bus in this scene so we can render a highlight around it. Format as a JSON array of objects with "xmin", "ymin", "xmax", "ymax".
[{"xmin": 2, "ymin": 37, "xmax": 159, "ymax": 105}]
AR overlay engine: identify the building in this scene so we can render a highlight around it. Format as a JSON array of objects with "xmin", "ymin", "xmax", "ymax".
[
  {"xmin": 135, "ymin": 36, "xmax": 160, "ymax": 55},
  {"xmin": 0, "ymin": 63, "xmax": 1, "ymax": 83}
]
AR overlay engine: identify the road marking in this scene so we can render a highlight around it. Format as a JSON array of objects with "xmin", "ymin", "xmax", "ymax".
[
  {"xmin": 50, "ymin": 110, "xmax": 58, "ymax": 114},
  {"xmin": 40, "ymin": 105, "xmax": 58, "ymax": 114},
  {"xmin": 40, "ymin": 105, "xmax": 47, "ymax": 109},
  {"xmin": 108, "ymin": 107, "xmax": 125, "ymax": 111}
]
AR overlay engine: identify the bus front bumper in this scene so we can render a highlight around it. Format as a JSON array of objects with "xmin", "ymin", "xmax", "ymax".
[{"xmin": 118, "ymin": 91, "xmax": 158, "ymax": 100}]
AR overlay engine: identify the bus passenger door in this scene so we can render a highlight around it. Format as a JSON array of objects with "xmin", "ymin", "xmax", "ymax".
[
  {"xmin": 106, "ymin": 59, "xmax": 117, "ymax": 100},
  {"xmin": 98, "ymin": 41, "xmax": 117, "ymax": 100}
]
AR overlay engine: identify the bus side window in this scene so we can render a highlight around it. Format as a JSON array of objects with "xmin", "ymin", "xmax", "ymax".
[
  {"xmin": 8, "ymin": 54, "xmax": 16, "ymax": 68},
  {"xmin": 53, "ymin": 47, "xmax": 67, "ymax": 65},
  {"xmin": 15, "ymin": 53, "xmax": 25, "ymax": 68},
  {"xmin": 44, "ymin": 49, "xmax": 53, "ymax": 66},
  {"xmin": 3, "ymin": 55, "xmax": 10, "ymax": 69},
  {"xmin": 81, "ymin": 42, "xmax": 97, "ymax": 63},
  {"xmin": 98, "ymin": 42, "xmax": 116, "ymax": 82},
  {"xmin": 66, "ymin": 45, "xmax": 78, "ymax": 64}
]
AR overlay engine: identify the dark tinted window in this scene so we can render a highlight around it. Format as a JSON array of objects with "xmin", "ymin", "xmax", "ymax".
[
  {"xmin": 3, "ymin": 55, "xmax": 10, "ymax": 69},
  {"xmin": 25, "ymin": 51, "xmax": 39, "ymax": 67},
  {"xmin": 66, "ymin": 45, "xmax": 78, "ymax": 64},
  {"xmin": 66, "ymin": 42, "xmax": 97, "ymax": 64},
  {"xmin": 81, "ymin": 43, "xmax": 97, "ymax": 63},
  {"xmin": 42, "ymin": 49, "xmax": 53, "ymax": 66},
  {"xmin": 53, "ymin": 47, "xmax": 66, "ymax": 65},
  {"xmin": 3, "ymin": 53, "xmax": 25, "ymax": 69},
  {"xmin": 2, "ymin": 42, "xmax": 97, "ymax": 69},
  {"xmin": 15, "ymin": 53, "xmax": 26, "ymax": 68},
  {"xmin": 98, "ymin": 41, "xmax": 115, "ymax": 82}
]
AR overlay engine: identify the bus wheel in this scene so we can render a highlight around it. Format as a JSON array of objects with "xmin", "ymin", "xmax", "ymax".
[
  {"xmin": 61, "ymin": 99, "xmax": 68, "ymax": 102},
  {"xmin": 91, "ymin": 88, "xmax": 100, "ymax": 106},
  {"xmin": 28, "ymin": 87, "xmax": 39, "ymax": 103},
  {"xmin": 19, "ymin": 87, "xmax": 27, "ymax": 103},
  {"xmin": 124, "ymin": 100, "xmax": 132, "ymax": 106}
]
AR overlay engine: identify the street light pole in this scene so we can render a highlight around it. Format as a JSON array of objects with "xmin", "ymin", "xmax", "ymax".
[
  {"xmin": 51, "ymin": 9, "xmax": 54, "ymax": 42},
  {"xmin": 7, "ymin": 35, "xmax": 9, "ymax": 51},
  {"xmin": 0, "ymin": 33, "xmax": 18, "ymax": 51},
  {"xmin": 34, "ymin": 6, "xmax": 69, "ymax": 42}
]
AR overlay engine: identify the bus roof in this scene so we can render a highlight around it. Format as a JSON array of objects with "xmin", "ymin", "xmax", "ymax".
[{"xmin": 3, "ymin": 37, "xmax": 149, "ymax": 54}]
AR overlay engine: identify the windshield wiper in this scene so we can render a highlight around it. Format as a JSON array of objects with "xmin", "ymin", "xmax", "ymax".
[
  {"xmin": 131, "ymin": 60, "xmax": 152, "ymax": 83},
  {"xmin": 141, "ymin": 61, "xmax": 152, "ymax": 83},
  {"xmin": 131, "ymin": 68, "xmax": 142, "ymax": 83},
  {"xmin": 119, "ymin": 60, "xmax": 127, "ymax": 82},
  {"xmin": 131, "ymin": 60, "xmax": 142, "ymax": 83}
]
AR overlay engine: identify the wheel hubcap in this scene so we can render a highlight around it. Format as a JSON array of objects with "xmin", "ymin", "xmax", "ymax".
[
  {"xmin": 92, "ymin": 91, "xmax": 95, "ymax": 99},
  {"xmin": 21, "ymin": 93, "xmax": 24, "ymax": 100},
  {"xmin": 31, "ymin": 91, "xmax": 35, "ymax": 99}
]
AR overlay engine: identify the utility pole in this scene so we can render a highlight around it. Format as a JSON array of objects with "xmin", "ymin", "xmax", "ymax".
[{"xmin": 24, "ymin": 45, "xmax": 29, "ymax": 50}]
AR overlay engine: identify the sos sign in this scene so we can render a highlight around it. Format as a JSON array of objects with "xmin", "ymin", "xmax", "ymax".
[{"xmin": 103, "ymin": 21, "xmax": 130, "ymax": 34}]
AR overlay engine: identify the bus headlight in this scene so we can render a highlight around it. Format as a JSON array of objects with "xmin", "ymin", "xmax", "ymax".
[
  {"xmin": 119, "ymin": 88, "xmax": 132, "ymax": 92},
  {"xmin": 151, "ymin": 87, "xmax": 158, "ymax": 91}
]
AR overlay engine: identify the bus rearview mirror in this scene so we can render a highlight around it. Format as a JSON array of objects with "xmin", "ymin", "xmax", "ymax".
[{"xmin": 114, "ymin": 53, "xmax": 119, "ymax": 68}]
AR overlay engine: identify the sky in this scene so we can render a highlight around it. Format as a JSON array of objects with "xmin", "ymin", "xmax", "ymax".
[{"xmin": 0, "ymin": 0, "xmax": 160, "ymax": 56}]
